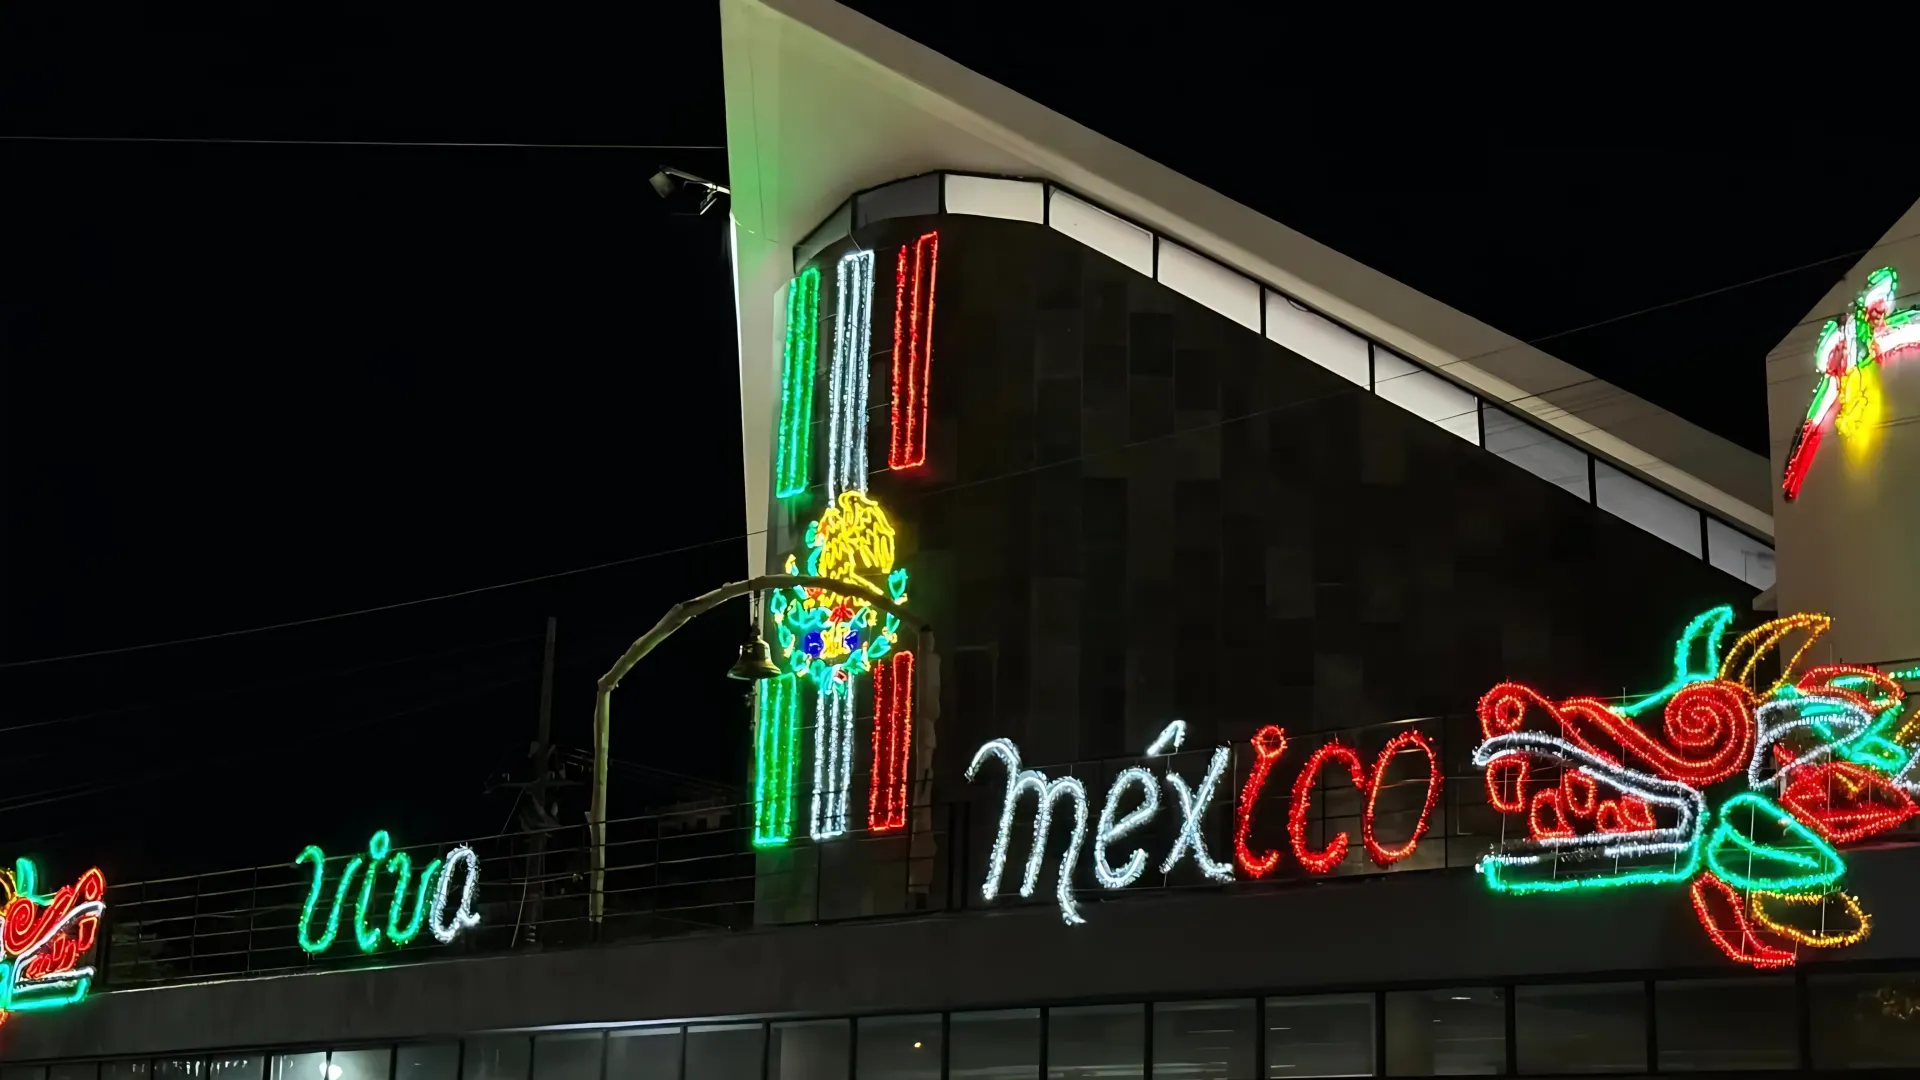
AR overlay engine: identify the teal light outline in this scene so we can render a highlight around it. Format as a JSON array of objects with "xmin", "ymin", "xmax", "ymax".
[{"xmin": 1614, "ymin": 605, "xmax": 1735, "ymax": 718}]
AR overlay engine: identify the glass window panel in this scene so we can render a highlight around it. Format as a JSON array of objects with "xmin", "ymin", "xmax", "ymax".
[
  {"xmin": 103, "ymin": 1065, "xmax": 150, "ymax": 1080},
  {"xmin": 331, "ymin": 1050, "xmax": 390, "ymax": 1080},
  {"xmin": 396, "ymin": 1047, "xmax": 458, "ymax": 1080},
  {"xmin": 155, "ymin": 1065, "xmax": 202, "ymax": 1080},
  {"xmin": 1594, "ymin": 461, "xmax": 1702, "ymax": 556},
  {"xmin": 272, "ymin": 1055, "xmax": 327, "ymax": 1080},
  {"xmin": 1266, "ymin": 993, "xmax": 1374, "ymax": 1078},
  {"xmin": 4, "ymin": 1068, "xmax": 50, "ymax": 1080},
  {"xmin": 1048, "ymin": 1004, "xmax": 1143, "ymax": 1079},
  {"xmin": 207, "ymin": 1061, "xmax": 262, "ymax": 1080},
  {"xmin": 685, "ymin": 1024, "xmax": 763, "ymax": 1080},
  {"xmin": 1811, "ymin": 970, "xmax": 1920, "ymax": 1068},
  {"xmin": 1265, "ymin": 293, "xmax": 1368, "ymax": 388},
  {"xmin": 1048, "ymin": 190, "xmax": 1153, "ymax": 278},
  {"xmin": 1515, "ymin": 982, "xmax": 1645, "ymax": 1074},
  {"xmin": 1373, "ymin": 351, "xmax": 1479, "ymax": 444},
  {"xmin": 951, "ymin": 1007, "xmax": 1041, "ymax": 1080},
  {"xmin": 534, "ymin": 1035, "xmax": 602, "ymax": 1080},
  {"xmin": 858, "ymin": 1014, "xmax": 941, "ymax": 1080},
  {"xmin": 771, "ymin": 1019, "xmax": 849, "ymax": 1080},
  {"xmin": 1386, "ymin": 987, "xmax": 1505, "ymax": 1075},
  {"xmin": 607, "ymin": 1028, "xmax": 682, "ymax": 1080},
  {"xmin": 1482, "ymin": 409, "xmax": 1589, "ymax": 500},
  {"xmin": 1153, "ymin": 999, "xmax": 1256, "ymax": 1079},
  {"xmin": 1655, "ymin": 978, "xmax": 1793, "ymax": 1070},
  {"xmin": 1705, "ymin": 518, "xmax": 1776, "ymax": 591},
  {"xmin": 464, "ymin": 1038, "xmax": 531, "ymax": 1080},
  {"xmin": 54, "ymin": 1066, "xmax": 101, "ymax": 1080}
]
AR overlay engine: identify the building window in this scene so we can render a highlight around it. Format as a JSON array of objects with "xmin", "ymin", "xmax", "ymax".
[
  {"xmin": 607, "ymin": 1028, "xmax": 682, "ymax": 1080},
  {"xmin": 1810, "ymin": 971, "xmax": 1920, "ymax": 1069},
  {"xmin": 1385, "ymin": 987, "xmax": 1505, "ymax": 1075},
  {"xmin": 534, "ymin": 1035, "xmax": 603, "ymax": 1080},
  {"xmin": 1266, "ymin": 993, "xmax": 1375, "ymax": 1078},
  {"xmin": 155, "ymin": 1063, "xmax": 203, "ymax": 1080},
  {"xmin": 52, "ymin": 1066, "xmax": 101, "ymax": 1080},
  {"xmin": 207, "ymin": 1060, "xmax": 263, "ymax": 1080},
  {"xmin": 330, "ymin": 1050, "xmax": 391, "ymax": 1080},
  {"xmin": 771, "ymin": 1019, "xmax": 850, "ymax": 1079},
  {"xmin": 395, "ymin": 1047, "xmax": 458, "ymax": 1080},
  {"xmin": 3, "ymin": 1067, "xmax": 50, "ymax": 1080},
  {"xmin": 1048, "ymin": 1004, "xmax": 1143, "ymax": 1079},
  {"xmin": 951, "ymin": 1008, "xmax": 1041, "ymax": 1080},
  {"xmin": 464, "ymin": 1039, "xmax": 531, "ymax": 1080},
  {"xmin": 857, "ymin": 1014, "xmax": 941, "ymax": 1080},
  {"xmin": 1514, "ymin": 982, "xmax": 1645, "ymax": 1075},
  {"xmin": 270, "ymin": 1055, "xmax": 326, "ymax": 1080},
  {"xmin": 684, "ymin": 1024, "xmax": 764, "ymax": 1080},
  {"xmin": 102, "ymin": 1065, "xmax": 150, "ymax": 1080},
  {"xmin": 1153, "ymin": 999, "xmax": 1256, "ymax": 1079},
  {"xmin": 1655, "ymin": 978, "xmax": 1794, "ymax": 1071}
]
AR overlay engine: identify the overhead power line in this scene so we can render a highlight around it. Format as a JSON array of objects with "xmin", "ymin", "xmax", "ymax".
[{"xmin": 2, "ymin": 135, "xmax": 724, "ymax": 151}]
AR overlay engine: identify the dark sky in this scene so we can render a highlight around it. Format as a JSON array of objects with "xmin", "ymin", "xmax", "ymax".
[{"xmin": 2, "ymin": 6, "xmax": 1913, "ymax": 880}]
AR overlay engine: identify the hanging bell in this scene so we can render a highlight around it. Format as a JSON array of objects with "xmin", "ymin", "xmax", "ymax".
[{"xmin": 726, "ymin": 628, "xmax": 784, "ymax": 681}]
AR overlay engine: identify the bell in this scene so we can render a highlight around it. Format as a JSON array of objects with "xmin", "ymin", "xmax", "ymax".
[{"xmin": 726, "ymin": 629, "xmax": 783, "ymax": 681}]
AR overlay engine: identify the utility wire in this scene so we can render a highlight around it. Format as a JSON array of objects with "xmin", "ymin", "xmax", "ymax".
[
  {"xmin": 1, "ymin": 135, "xmax": 723, "ymax": 151},
  {"xmin": 5, "ymin": 224, "xmax": 1880, "ymax": 672}
]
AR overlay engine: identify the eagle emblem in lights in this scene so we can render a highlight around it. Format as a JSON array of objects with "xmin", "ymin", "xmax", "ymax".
[
  {"xmin": 1782, "ymin": 266, "xmax": 1920, "ymax": 500},
  {"xmin": 1475, "ymin": 606, "xmax": 1920, "ymax": 967}
]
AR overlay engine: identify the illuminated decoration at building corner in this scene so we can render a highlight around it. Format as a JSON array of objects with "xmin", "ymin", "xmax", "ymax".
[
  {"xmin": 1473, "ymin": 606, "xmax": 1920, "ymax": 967},
  {"xmin": 868, "ymin": 650, "xmax": 914, "ymax": 833},
  {"xmin": 888, "ymin": 231, "xmax": 939, "ymax": 470},
  {"xmin": 752, "ymin": 675, "xmax": 801, "ymax": 847},
  {"xmin": 828, "ymin": 250, "xmax": 875, "ymax": 501},
  {"xmin": 0, "ymin": 859, "xmax": 106, "ymax": 1025},
  {"xmin": 774, "ymin": 266, "xmax": 822, "ymax": 499},
  {"xmin": 967, "ymin": 721, "xmax": 1241, "ymax": 925},
  {"xmin": 1782, "ymin": 266, "xmax": 1920, "ymax": 501},
  {"xmin": 294, "ymin": 831, "xmax": 480, "ymax": 956}
]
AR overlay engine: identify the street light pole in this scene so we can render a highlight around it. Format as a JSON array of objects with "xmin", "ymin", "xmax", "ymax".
[{"xmin": 587, "ymin": 573, "xmax": 932, "ymax": 928}]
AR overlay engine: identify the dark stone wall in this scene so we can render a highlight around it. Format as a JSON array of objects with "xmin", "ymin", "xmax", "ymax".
[{"xmin": 769, "ymin": 213, "xmax": 1754, "ymax": 780}]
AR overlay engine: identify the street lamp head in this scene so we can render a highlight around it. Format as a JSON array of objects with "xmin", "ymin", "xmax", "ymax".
[{"xmin": 726, "ymin": 627, "xmax": 783, "ymax": 681}]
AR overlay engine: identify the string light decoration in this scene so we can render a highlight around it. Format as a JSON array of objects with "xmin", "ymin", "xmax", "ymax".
[
  {"xmin": 295, "ymin": 831, "xmax": 480, "ymax": 955},
  {"xmin": 429, "ymin": 845, "xmax": 482, "ymax": 944},
  {"xmin": 868, "ymin": 651, "xmax": 914, "ymax": 833},
  {"xmin": 1691, "ymin": 873, "xmax": 1797, "ymax": 969},
  {"xmin": 827, "ymin": 249, "xmax": 875, "ymax": 501},
  {"xmin": 888, "ymin": 231, "xmax": 938, "ymax": 470},
  {"xmin": 964, "ymin": 739, "xmax": 1089, "ymax": 925},
  {"xmin": 774, "ymin": 266, "xmax": 822, "ymax": 499},
  {"xmin": 1476, "ymin": 605, "xmax": 1909, "ymax": 965},
  {"xmin": 1234, "ymin": 725, "xmax": 1288, "ymax": 878},
  {"xmin": 1094, "ymin": 767, "xmax": 1161, "ymax": 889},
  {"xmin": 0, "ymin": 860, "xmax": 106, "ymax": 1020},
  {"xmin": 1162, "ymin": 745, "xmax": 1235, "ymax": 882},
  {"xmin": 1289, "ymin": 741, "xmax": 1367, "ymax": 874},
  {"xmin": 1783, "ymin": 266, "xmax": 1920, "ymax": 500},
  {"xmin": 811, "ymin": 674, "xmax": 857, "ymax": 840},
  {"xmin": 1363, "ymin": 730, "xmax": 1441, "ymax": 866},
  {"xmin": 753, "ymin": 674, "xmax": 801, "ymax": 848},
  {"xmin": 1616, "ymin": 606, "xmax": 1736, "ymax": 718},
  {"xmin": 769, "ymin": 491, "xmax": 910, "ymax": 684}
]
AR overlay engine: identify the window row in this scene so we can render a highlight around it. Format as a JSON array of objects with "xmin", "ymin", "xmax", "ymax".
[{"xmin": 17, "ymin": 970, "xmax": 1920, "ymax": 1079}]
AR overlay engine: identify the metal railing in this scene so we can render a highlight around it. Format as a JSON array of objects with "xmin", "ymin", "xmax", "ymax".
[{"xmin": 98, "ymin": 708, "xmax": 1920, "ymax": 992}]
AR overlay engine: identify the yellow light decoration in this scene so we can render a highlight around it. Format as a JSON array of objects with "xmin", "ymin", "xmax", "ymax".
[
  {"xmin": 1719, "ymin": 613, "xmax": 1832, "ymax": 696},
  {"xmin": 1749, "ymin": 888, "xmax": 1872, "ymax": 948},
  {"xmin": 778, "ymin": 491, "xmax": 904, "ymax": 671}
]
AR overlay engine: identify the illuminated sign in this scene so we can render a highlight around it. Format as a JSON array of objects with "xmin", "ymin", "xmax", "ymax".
[
  {"xmin": 1475, "ymin": 606, "xmax": 1914, "ymax": 967},
  {"xmin": 294, "ymin": 830, "xmax": 480, "ymax": 955},
  {"xmin": 964, "ymin": 720, "xmax": 1442, "ymax": 925},
  {"xmin": 0, "ymin": 858, "xmax": 106, "ymax": 1023},
  {"xmin": 1782, "ymin": 266, "xmax": 1920, "ymax": 500}
]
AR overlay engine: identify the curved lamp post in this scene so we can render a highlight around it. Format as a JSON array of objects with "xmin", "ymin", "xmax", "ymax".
[{"xmin": 588, "ymin": 574, "xmax": 933, "ymax": 926}]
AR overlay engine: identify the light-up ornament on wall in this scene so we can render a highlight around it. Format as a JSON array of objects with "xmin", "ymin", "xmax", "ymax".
[
  {"xmin": 294, "ymin": 830, "xmax": 481, "ymax": 955},
  {"xmin": 1782, "ymin": 266, "xmax": 1920, "ymax": 500},
  {"xmin": 1473, "ymin": 606, "xmax": 1917, "ymax": 967},
  {"xmin": 0, "ymin": 859, "xmax": 106, "ymax": 1024}
]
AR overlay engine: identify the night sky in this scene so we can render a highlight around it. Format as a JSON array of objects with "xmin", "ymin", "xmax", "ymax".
[{"xmin": 3, "ymin": 7, "xmax": 1913, "ymax": 882}]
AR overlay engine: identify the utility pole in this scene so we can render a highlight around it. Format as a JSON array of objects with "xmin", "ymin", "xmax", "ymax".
[{"xmin": 492, "ymin": 617, "xmax": 569, "ymax": 947}]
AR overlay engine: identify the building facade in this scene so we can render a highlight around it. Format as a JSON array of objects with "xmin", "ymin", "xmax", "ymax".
[{"xmin": 6, "ymin": 2, "xmax": 1920, "ymax": 1078}]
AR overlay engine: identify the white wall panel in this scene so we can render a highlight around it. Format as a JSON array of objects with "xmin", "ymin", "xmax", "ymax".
[
  {"xmin": 943, "ymin": 175, "xmax": 1045, "ymax": 223},
  {"xmin": 1047, "ymin": 189, "xmax": 1153, "ymax": 277},
  {"xmin": 1156, "ymin": 240, "xmax": 1259, "ymax": 331},
  {"xmin": 1265, "ymin": 292, "xmax": 1368, "ymax": 387}
]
